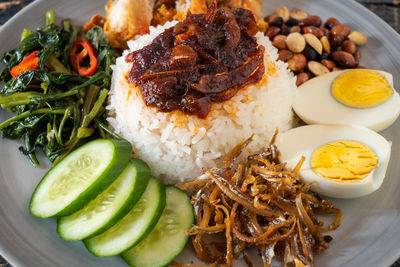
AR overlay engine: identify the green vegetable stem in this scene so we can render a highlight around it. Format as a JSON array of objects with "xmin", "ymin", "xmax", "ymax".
[{"xmin": 46, "ymin": 9, "xmax": 55, "ymax": 26}]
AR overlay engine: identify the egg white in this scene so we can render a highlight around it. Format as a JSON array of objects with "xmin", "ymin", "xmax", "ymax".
[
  {"xmin": 276, "ymin": 125, "xmax": 391, "ymax": 199},
  {"xmin": 293, "ymin": 70, "xmax": 400, "ymax": 132}
]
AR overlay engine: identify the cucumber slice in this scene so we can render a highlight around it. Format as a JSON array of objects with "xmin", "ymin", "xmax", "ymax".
[
  {"xmin": 122, "ymin": 186, "xmax": 194, "ymax": 267},
  {"xmin": 84, "ymin": 177, "xmax": 166, "ymax": 257},
  {"xmin": 30, "ymin": 139, "xmax": 132, "ymax": 218},
  {"xmin": 57, "ymin": 159, "xmax": 150, "ymax": 241}
]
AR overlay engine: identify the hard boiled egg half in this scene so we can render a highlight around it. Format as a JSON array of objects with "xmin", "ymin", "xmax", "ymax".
[
  {"xmin": 276, "ymin": 125, "xmax": 391, "ymax": 198},
  {"xmin": 293, "ymin": 69, "xmax": 400, "ymax": 132}
]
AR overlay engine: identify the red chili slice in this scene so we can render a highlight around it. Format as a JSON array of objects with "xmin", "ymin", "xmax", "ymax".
[
  {"xmin": 10, "ymin": 50, "xmax": 40, "ymax": 78},
  {"xmin": 70, "ymin": 39, "xmax": 98, "ymax": 76}
]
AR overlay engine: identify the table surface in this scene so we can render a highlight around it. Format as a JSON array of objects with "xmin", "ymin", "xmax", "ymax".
[{"xmin": 0, "ymin": 0, "xmax": 399, "ymax": 266}]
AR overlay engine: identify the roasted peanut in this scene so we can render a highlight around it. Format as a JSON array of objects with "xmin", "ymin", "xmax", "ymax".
[
  {"xmin": 290, "ymin": 8, "xmax": 308, "ymax": 21},
  {"xmin": 302, "ymin": 26, "xmax": 324, "ymax": 39},
  {"xmin": 275, "ymin": 6, "xmax": 290, "ymax": 23},
  {"xmin": 268, "ymin": 15, "xmax": 284, "ymax": 27},
  {"xmin": 321, "ymin": 59, "xmax": 336, "ymax": 70},
  {"xmin": 330, "ymin": 25, "xmax": 351, "ymax": 38},
  {"xmin": 320, "ymin": 36, "xmax": 331, "ymax": 54},
  {"xmin": 286, "ymin": 18, "xmax": 299, "ymax": 27},
  {"xmin": 281, "ymin": 25, "xmax": 290, "ymax": 35},
  {"xmin": 286, "ymin": 32, "xmax": 306, "ymax": 53},
  {"xmin": 288, "ymin": 54, "xmax": 307, "ymax": 71},
  {"xmin": 332, "ymin": 51, "xmax": 357, "ymax": 68},
  {"xmin": 264, "ymin": 7, "xmax": 364, "ymax": 84},
  {"xmin": 266, "ymin": 26, "xmax": 281, "ymax": 39},
  {"xmin": 324, "ymin": 17, "xmax": 340, "ymax": 30},
  {"xmin": 296, "ymin": 72, "xmax": 311, "ymax": 86},
  {"xmin": 299, "ymin": 15, "xmax": 322, "ymax": 27},
  {"xmin": 290, "ymin": 25, "xmax": 301, "ymax": 33},
  {"xmin": 303, "ymin": 45, "xmax": 318, "ymax": 61},
  {"xmin": 348, "ymin": 31, "xmax": 367, "ymax": 46},
  {"xmin": 278, "ymin": 49, "xmax": 294, "ymax": 62},
  {"xmin": 342, "ymin": 40, "xmax": 356, "ymax": 55},
  {"xmin": 329, "ymin": 34, "xmax": 344, "ymax": 49},
  {"xmin": 272, "ymin": 35, "xmax": 287, "ymax": 50},
  {"xmin": 319, "ymin": 27, "xmax": 329, "ymax": 36},
  {"xmin": 303, "ymin": 33, "xmax": 323, "ymax": 55},
  {"xmin": 308, "ymin": 61, "xmax": 330, "ymax": 76}
]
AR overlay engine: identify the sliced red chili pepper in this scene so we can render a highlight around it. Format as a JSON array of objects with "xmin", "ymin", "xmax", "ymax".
[
  {"xmin": 10, "ymin": 50, "xmax": 40, "ymax": 78},
  {"xmin": 70, "ymin": 39, "xmax": 98, "ymax": 76}
]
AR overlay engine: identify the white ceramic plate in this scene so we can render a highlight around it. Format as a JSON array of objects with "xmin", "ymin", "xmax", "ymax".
[{"xmin": 1, "ymin": 0, "xmax": 400, "ymax": 266}]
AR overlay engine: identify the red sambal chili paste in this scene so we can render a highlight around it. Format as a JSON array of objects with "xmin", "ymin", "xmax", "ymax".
[{"xmin": 126, "ymin": 2, "xmax": 265, "ymax": 119}]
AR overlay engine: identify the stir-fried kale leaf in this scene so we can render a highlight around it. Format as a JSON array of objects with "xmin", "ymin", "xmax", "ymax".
[{"xmin": 0, "ymin": 11, "xmax": 117, "ymax": 167}]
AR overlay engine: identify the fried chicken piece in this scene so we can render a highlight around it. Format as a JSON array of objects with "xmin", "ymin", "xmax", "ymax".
[
  {"xmin": 83, "ymin": 14, "xmax": 105, "ymax": 33},
  {"xmin": 104, "ymin": 0, "xmax": 156, "ymax": 49},
  {"xmin": 174, "ymin": 0, "xmax": 262, "ymax": 21},
  {"xmin": 152, "ymin": 0, "xmax": 177, "ymax": 26},
  {"xmin": 103, "ymin": 0, "xmax": 263, "ymax": 49},
  {"xmin": 174, "ymin": 0, "xmax": 208, "ymax": 20},
  {"xmin": 222, "ymin": 0, "xmax": 263, "ymax": 19}
]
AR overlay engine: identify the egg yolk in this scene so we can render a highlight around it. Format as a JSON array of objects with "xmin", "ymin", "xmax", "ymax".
[
  {"xmin": 331, "ymin": 70, "xmax": 393, "ymax": 108},
  {"xmin": 311, "ymin": 140, "xmax": 378, "ymax": 182}
]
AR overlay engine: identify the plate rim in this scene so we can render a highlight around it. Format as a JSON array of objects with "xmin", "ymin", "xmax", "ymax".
[
  {"xmin": 0, "ymin": 0, "xmax": 44, "ymax": 263},
  {"xmin": 325, "ymin": 1, "xmax": 400, "ymax": 266},
  {"xmin": 0, "ymin": 0, "xmax": 399, "ymax": 266}
]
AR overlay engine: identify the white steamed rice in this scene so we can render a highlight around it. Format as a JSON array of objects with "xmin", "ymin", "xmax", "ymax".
[{"xmin": 107, "ymin": 21, "xmax": 297, "ymax": 184}]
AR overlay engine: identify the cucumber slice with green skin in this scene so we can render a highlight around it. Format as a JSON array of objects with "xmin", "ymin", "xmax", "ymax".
[
  {"xmin": 122, "ymin": 186, "xmax": 194, "ymax": 267},
  {"xmin": 57, "ymin": 159, "xmax": 150, "ymax": 241},
  {"xmin": 29, "ymin": 139, "xmax": 132, "ymax": 218},
  {"xmin": 84, "ymin": 177, "xmax": 166, "ymax": 257}
]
